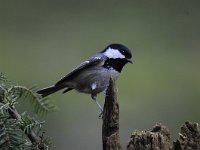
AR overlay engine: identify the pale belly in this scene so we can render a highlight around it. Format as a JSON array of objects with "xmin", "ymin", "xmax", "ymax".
[{"xmin": 67, "ymin": 67, "xmax": 119, "ymax": 94}]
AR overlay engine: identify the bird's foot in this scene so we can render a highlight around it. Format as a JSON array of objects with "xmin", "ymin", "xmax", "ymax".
[{"xmin": 98, "ymin": 110, "xmax": 103, "ymax": 119}]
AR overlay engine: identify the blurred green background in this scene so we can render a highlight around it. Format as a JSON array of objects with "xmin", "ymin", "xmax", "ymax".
[{"xmin": 1, "ymin": 0, "xmax": 200, "ymax": 149}]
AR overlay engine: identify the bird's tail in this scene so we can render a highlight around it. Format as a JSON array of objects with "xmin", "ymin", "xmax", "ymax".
[{"xmin": 37, "ymin": 85, "xmax": 64, "ymax": 97}]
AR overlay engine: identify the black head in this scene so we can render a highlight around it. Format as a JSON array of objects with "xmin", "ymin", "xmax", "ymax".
[
  {"xmin": 102, "ymin": 43, "xmax": 133, "ymax": 72},
  {"xmin": 102, "ymin": 44, "xmax": 132, "ymax": 60}
]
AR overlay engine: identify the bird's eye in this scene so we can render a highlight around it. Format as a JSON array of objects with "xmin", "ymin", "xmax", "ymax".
[{"xmin": 121, "ymin": 50, "xmax": 125, "ymax": 54}]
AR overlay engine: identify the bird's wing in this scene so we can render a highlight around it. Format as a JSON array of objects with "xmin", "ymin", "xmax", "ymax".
[{"xmin": 55, "ymin": 55, "xmax": 106, "ymax": 86}]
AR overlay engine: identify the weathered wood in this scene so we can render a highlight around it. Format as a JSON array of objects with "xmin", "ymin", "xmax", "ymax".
[
  {"xmin": 102, "ymin": 78, "xmax": 121, "ymax": 150},
  {"xmin": 99, "ymin": 78, "xmax": 200, "ymax": 150},
  {"xmin": 127, "ymin": 122, "xmax": 200, "ymax": 150},
  {"xmin": 173, "ymin": 121, "xmax": 200, "ymax": 150},
  {"xmin": 127, "ymin": 123, "xmax": 171, "ymax": 150}
]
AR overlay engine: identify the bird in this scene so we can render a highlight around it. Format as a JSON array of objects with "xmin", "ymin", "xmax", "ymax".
[{"xmin": 37, "ymin": 43, "xmax": 132, "ymax": 117}]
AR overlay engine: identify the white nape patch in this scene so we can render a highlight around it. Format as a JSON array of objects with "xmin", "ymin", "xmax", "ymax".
[
  {"xmin": 103, "ymin": 47, "xmax": 125, "ymax": 59},
  {"xmin": 91, "ymin": 82, "xmax": 97, "ymax": 90}
]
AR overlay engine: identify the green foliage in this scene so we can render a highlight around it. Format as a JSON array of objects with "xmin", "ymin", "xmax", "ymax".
[
  {"xmin": 0, "ymin": 114, "xmax": 25, "ymax": 150},
  {"xmin": 0, "ymin": 73, "xmax": 56, "ymax": 149},
  {"xmin": 21, "ymin": 114, "xmax": 44, "ymax": 135},
  {"xmin": 8, "ymin": 86, "xmax": 57, "ymax": 117}
]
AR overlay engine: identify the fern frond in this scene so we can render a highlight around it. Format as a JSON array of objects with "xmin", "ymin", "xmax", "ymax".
[
  {"xmin": 0, "ymin": 73, "xmax": 12, "ymax": 89},
  {"xmin": 0, "ymin": 114, "xmax": 26, "ymax": 149},
  {"xmin": 8, "ymin": 86, "xmax": 57, "ymax": 117},
  {"xmin": 0, "ymin": 74, "xmax": 55, "ymax": 149},
  {"xmin": 0, "ymin": 103, "xmax": 9, "ymax": 114},
  {"xmin": 21, "ymin": 115, "xmax": 45, "ymax": 135}
]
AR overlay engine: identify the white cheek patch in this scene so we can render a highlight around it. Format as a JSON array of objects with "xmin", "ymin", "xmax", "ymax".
[{"xmin": 103, "ymin": 47, "xmax": 125, "ymax": 59}]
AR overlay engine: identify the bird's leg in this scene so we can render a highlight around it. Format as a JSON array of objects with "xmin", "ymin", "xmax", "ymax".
[{"xmin": 91, "ymin": 94, "xmax": 103, "ymax": 118}]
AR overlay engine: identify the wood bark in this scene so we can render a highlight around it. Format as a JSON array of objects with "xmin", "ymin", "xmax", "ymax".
[
  {"xmin": 173, "ymin": 121, "xmax": 200, "ymax": 150},
  {"xmin": 127, "ymin": 124, "xmax": 171, "ymax": 150},
  {"xmin": 126, "ymin": 122, "xmax": 200, "ymax": 150},
  {"xmin": 101, "ymin": 79, "xmax": 200, "ymax": 150},
  {"xmin": 102, "ymin": 78, "xmax": 121, "ymax": 150}
]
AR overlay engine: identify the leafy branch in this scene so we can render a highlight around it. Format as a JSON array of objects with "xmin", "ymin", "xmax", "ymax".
[
  {"xmin": 8, "ymin": 86, "xmax": 57, "ymax": 117},
  {"xmin": 0, "ymin": 73, "xmax": 56, "ymax": 149}
]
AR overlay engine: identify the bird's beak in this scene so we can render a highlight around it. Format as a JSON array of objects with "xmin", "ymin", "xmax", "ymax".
[{"xmin": 126, "ymin": 58, "xmax": 133, "ymax": 64}]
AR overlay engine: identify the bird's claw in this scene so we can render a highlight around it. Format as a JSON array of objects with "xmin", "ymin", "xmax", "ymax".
[{"xmin": 98, "ymin": 110, "xmax": 103, "ymax": 119}]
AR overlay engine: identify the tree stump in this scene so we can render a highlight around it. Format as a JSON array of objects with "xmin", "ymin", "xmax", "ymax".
[
  {"xmin": 126, "ymin": 122, "xmax": 200, "ymax": 150},
  {"xmin": 102, "ymin": 78, "xmax": 121, "ymax": 150},
  {"xmin": 127, "ymin": 123, "xmax": 171, "ymax": 150},
  {"xmin": 173, "ymin": 121, "xmax": 200, "ymax": 150},
  {"xmin": 101, "ymin": 79, "xmax": 200, "ymax": 150}
]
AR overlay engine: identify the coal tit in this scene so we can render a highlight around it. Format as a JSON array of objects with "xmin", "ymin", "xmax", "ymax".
[{"xmin": 37, "ymin": 44, "xmax": 132, "ymax": 116}]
